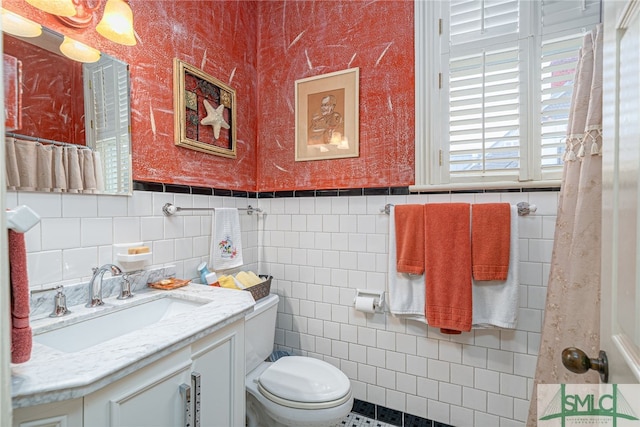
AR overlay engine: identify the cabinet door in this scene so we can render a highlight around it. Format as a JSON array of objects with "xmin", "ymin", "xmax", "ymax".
[
  {"xmin": 191, "ymin": 320, "xmax": 245, "ymax": 427},
  {"xmin": 84, "ymin": 348, "xmax": 192, "ymax": 427},
  {"xmin": 13, "ymin": 399, "xmax": 83, "ymax": 427}
]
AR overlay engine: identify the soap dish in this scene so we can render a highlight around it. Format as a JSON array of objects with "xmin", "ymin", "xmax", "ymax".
[{"xmin": 117, "ymin": 252, "xmax": 152, "ymax": 263}]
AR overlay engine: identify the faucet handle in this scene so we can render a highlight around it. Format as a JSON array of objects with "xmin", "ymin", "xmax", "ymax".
[
  {"xmin": 50, "ymin": 286, "xmax": 71, "ymax": 317},
  {"xmin": 117, "ymin": 275, "xmax": 135, "ymax": 300}
]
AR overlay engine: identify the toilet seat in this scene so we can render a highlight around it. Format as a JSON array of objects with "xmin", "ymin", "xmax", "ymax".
[{"xmin": 257, "ymin": 356, "xmax": 352, "ymax": 410}]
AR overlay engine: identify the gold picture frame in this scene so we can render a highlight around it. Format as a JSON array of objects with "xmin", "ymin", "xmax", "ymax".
[
  {"xmin": 295, "ymin": 68, "xmax": 359, "ymax": 161},
  {"xmin": 173, "ymin": 58, "xmax": 237, "ymax": 158}
]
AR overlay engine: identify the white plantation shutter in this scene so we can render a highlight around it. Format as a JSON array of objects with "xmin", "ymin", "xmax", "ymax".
[
  {"xmin": 415, "ymin": 0, "xmax": 601, "ymax": 188},
  {"xmin": 84, "ymin": 56, "xmax": 131, "ymax": 194}
]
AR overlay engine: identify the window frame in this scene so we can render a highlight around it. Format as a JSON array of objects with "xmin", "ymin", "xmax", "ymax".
[{"xmin": 413, "ymin": 0, "xmax": 599, "ymax": 192}]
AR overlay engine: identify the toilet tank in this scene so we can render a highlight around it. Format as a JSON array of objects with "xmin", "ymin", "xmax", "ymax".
[{"xmin": 245, "ymin": 293, "xmax": 279, "ymax": 373}]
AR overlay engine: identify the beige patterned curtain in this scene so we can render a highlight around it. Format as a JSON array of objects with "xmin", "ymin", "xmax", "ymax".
[{"xmin": 527, "ymin": 24, "xmax": 603, "ymax": 426}]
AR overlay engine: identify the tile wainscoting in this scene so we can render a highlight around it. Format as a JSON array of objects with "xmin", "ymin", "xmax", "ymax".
[{"xmin": 6, "ymin": 184, "xmax": 557, "ymax": 427}]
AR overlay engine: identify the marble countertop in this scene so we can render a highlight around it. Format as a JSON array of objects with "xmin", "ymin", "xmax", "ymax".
[{"xmin": 11, "ymin": 284, "xmax": 255, "ymax": 409}]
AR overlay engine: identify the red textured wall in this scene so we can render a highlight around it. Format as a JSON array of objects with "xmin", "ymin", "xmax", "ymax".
[
  {"xmin": 4, "ymin": 34, "xmax": 85, "ymax": 144},
  {"xmin": 3, "ymin": 1, "xmax": 414, "ymax": 192},
  {"xmin": 4, "ymin": 0, "xmax": 258, "ymax": 191},
  {"xmin": 255, "ymin": 1, "xmax": 415, "ymax": 191}
]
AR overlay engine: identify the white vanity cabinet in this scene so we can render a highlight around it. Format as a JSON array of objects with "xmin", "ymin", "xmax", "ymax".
[
  {"xmin": 84, "ymin": 318, "xmax": 245, "ymax": 427},
  {"xmin": 12, "ymin": 398, "xmax": 83, "ymax": 427}
]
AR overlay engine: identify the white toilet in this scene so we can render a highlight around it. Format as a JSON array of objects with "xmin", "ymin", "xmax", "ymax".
[{"xmin": 245, "ymin": 294, "xmax": 353, "ymax": 427}]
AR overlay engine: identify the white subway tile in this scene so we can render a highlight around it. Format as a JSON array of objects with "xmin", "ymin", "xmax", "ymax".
[
  {"xmin": 427, "ymin": 399, "xmax": 450, "ymax": 424},
  {"xmin": 428, "ymin": 359, "xmax": 450, "ymax": 382},
  {"xmin": 417, "ymin": 337, "xmax": 440, "ymax": 359},
  {"xmin": 366, "ymin": 384, "xmax": 386, "ymax": 406},
  {"xmin": 112, "ymin": 217, "xmax": 140, "ymax": 245},
  {"xmin": 528, "ymin": 239, "xmax": 554, "ymax": 263},
  {"xmin": 284, "ymin": 198, "xmax": 300, "ymax": 215},
  {"xmin": 184, "ymin": 216, "xmax": 201, "ymax": 237},
  {"xmin": 340, "ymin": 324, "xmax": 358, "ymax": 343},
  {"xmin": 128, "ymin": 191, "xmax": 153, "ymax": 216},
  {"xmin": 377, "ymin": 367, "xmax": 396, "ymax": 389},
  {"xmin": 18, "ymin": 192, "xmax": 62, "ymax": 218},
  {"xmin": 27, "ymin": 250, "xmax": 63, "ymax": 286},
  {"xmin": 349, "ymin": 343, "xmax": 367, "ymax": 363},
  {"xmin": 24, "ymin": 223, "xmax": 42, "ymax": 252},
  {"xmin": 462, "ymin": 345, "xmax": 488, "ymax": 368},
  {"xmin": 406, "ymin": 394, "xmax": 428, "ymax": 419},
  {"xmin": 386, "ymin": 351, "xmax": 406, "ymax": 372},
  {"xmin": 98, "ymin": 195, "xmax": 128, "ymax": 217},
  {"xmin": 315, "ymin": 336, "xmax": 331, "ymax": 355},
  {"xmin": 440, "ymin": 341, "xmax": 463, "ymax": 364},
  {"xmin": 407, "ymin": 355, "xmax": 428, "ymax": 377},
  {"xmin": 152, "ymin": 240, "xmax": 174, "ymax": 264},
  {"xmin": 500, "ymin": 373, "xmax": 528, "ymax": 399},
  {"xmin": 514, "ymin": 353, "xmax": 537, "ymax": 378},
  {"xmin": 396, "ymin": 334, "xmax": 417, "ymax": 355},
  {"xmin": 277, "ymin": 214, "xmax": 292, "ymax": 231},
  {"xmin": 474, "ymin": 329, "xmax": 501, "ymax": 349},
  {"xmin": 332, "ymin": 340, "xmax": 349, "ymax": 359},
  {"xmin": 527, "ymin": 286, "xmax": 546, "ymax": 309},
  {"xmin": 331, "ymin": 304, "xmax": 349, "ymax": 323},
  {"xmin": 417, "ymin": 377, "xmax": 439, "ymax": 400},
  {"xmin": 450, "ymin": 364, "xmax": 474, "ymax": 387},
  {"xmin": 315, "ymin": 198, "xmax": 332, "ymax": 214},
  {"xmin": 439, "ymin": 382, "xmax": 462, "ymax": 405},
  {"xmin": 358, "ymin": 363, "xmax": 376, "ymax": 383},
  {"xmin": 513, "ymin": 398, "xmax": 530, "ymax": 422},
  {"xmin": 377, "ymin": 330, "xmax": 396, "ymax": 351},
  {"xmin": 518, "ymin": 216, "xmax": 542, "ymax": 239},
  {"xmin": 367, "ymin": 234, "xmax": 386, "ymax": 253},
  {"xmin": 298, "ymin": 198, "xmax": 315, "ymax": 214},
  {"xmin": 519, "ymin": 262, "xmax": 543, "ymax": 286},
  {"xmin": 324, "ymin": 320, "xmax": 340, "ymax": 340},
  {"xmin": 358, "ymin": 326, "xmax": 377, "ymax": 347},
  {"xmin": 81, "ymin": 218, "xmax": 113, "ymax": 247},
  {"xmin": 463, "ymin": 387, "xmax": 487, "ymax": 411},
  {"xmin": 63, "ymin": 194, "xmax": 98, "ymax": 217},
  {"xmin": 528, "ymin": 332, "xmax": 541, "ymax": 355},
  {"xmin": 450, "ymin": 405, "xmax": 474, "ymax": 427},
  {"xmin": 62, "ymin": 247, "xmax": 98, "ymax": 279},
  {"xmin": 475, "ymin": 368, "xmax": 500, "ymax": 393},
  {"xmin": 348, "ymin": 233, "xmax": 367, "ymax": 252},
  {"xmin": 474, "ymin": 411, "xmax": 499, "ymax": 427},
  {"xmin": 174, "ymin": 238, "xmax": 194, "ymax": 260},
  {"xmin": 488, "ymin": 349, "xmax": 515, "ymax": 374},
  {"xmin": 41, "ymin": 218, "xmax": 81, "ymax": 250},
  {"xmin": 501, "ymin": 330, "xmax": 528, "ymax": 354},
  {"xmin": 516, "ymin": 308, "xmax": 542, "ymax": 333},
  {"xmin": 386, "ymin": 390, "xmax": 406, "ymax": 413},
  {"xmin": 367, "ymin": 347, "xmax": 386, "ymax": 367}
]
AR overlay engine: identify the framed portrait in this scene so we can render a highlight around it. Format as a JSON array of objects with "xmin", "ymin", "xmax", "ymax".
[
  {"xmin": 173, "ymin": 58, "xmax": 237, "ymax": 158},
  {"xmin": 295, "ymin": 68, "xmax": 359, "ymax": 161}
]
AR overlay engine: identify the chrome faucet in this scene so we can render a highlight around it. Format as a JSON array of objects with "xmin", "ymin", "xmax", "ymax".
[{"xmin": 87, "ymin": 264, "xmax": 123, "ymax": 307}]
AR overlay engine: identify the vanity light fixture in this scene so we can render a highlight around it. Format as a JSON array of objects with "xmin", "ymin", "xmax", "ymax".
[
  {"xmin": 24, "ymin": 0, "xmax": 136, "ymax": 46},
  {"xmin": 1, "ymin": 8, "xmax": 42, "ymax": 37},
  {"xmin": 59, "ymin": 35, "xmax": 101, "ymax": 63}
]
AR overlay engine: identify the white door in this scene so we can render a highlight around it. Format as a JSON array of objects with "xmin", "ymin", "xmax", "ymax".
[{"xmin": 600, "ymin": 0, "xmax": 640, "ymax": 384}]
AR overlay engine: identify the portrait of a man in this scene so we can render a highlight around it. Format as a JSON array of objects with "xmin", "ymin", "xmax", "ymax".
[{"xmin": 307, "ymin": 89, "xmax": 345, "ymax": 146}]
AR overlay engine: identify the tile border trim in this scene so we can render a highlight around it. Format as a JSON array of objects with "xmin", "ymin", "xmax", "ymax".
[{"xmin": 133, "ymin": 180, "xmax": 560, "ymax": 198}]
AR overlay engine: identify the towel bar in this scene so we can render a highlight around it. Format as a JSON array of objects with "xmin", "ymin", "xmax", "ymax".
[
  {"xmin": 380, "ymin": 201, "xmax": 537, "ymax": 216},
  {"xmin": 162, "ymin": 203, "xmax": 263, "ymax": 216}
]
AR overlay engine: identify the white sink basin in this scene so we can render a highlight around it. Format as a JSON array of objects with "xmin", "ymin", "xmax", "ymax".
[{"xmin": 34, "ymin": 296, "xmax": 205, "ymax": 353}]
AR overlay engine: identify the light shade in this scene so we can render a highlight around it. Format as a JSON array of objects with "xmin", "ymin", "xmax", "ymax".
[
  {"xmin": 96, "ymin": 0, "xmax": 136, "ymax": 46},
  {"xmin": 2, "ymin": 9, "xmax": 42, "ymax": 38},
  {"xmin": 59, "ymin": 36, "xmax": 101, "ymax": 63},
  {"xmin": 24, "ymin": 0, "xmax": 76, "ymax": 17}
]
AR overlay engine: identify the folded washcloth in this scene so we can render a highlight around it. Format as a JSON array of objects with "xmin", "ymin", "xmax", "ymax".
[
  {"xmin": 387, "ymin": 205, "xmax": 427, "ymax": 321},
  {"xmin": 395, "ymin": 204, "xmax": 425, "ymax": 274},
  {"xmin": 9, "ymin": 229, "xmax": 32, "ymax": 364},
  {"xmin": 472, "ymin": 205, "xmax": 519, "ymax": 329},
  {"xmin": 209, "ymin": 208, "xmax": 244, "ymax": 271},
  {"xmin": 425, "ymin": 203, "xmax": 473, "ymax": 334},
  {"xmin": 472, "ymin": 203, "xmax": 511, "ymax": 281}
]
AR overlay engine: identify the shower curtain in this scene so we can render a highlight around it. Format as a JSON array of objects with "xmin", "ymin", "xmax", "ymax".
[{"xmin": 527, "ymin": 24, "xmax": 603, "ymax": 426}]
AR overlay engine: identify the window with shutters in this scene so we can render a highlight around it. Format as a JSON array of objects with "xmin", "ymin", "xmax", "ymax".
[
  {"xmin": 413, "ymin": 0, "xmax": 601, "ymax": 190},
  {"xmin": 83, "ymin": 56, "xmax": 131, "ymax": 194}
]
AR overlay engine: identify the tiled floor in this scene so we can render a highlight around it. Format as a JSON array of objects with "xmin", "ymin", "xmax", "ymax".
[{"xmin": 341, "ymin": 412, "xmax": 393, "ymax": 427}]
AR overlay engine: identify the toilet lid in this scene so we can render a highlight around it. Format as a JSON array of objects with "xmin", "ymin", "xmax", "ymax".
[{"xmin": 258, "ymin": 356, "xmax": 351, "ymax": 404}]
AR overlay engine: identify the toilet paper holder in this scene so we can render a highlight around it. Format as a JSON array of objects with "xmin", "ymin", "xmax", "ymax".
[{"xmin": 353, "ymin": 289, "xmax": 385, "ymax": 313}]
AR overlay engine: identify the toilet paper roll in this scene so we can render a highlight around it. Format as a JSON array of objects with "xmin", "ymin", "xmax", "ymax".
[{"xmin": 354, "ymin": 296, "xmax": 377, "ymax": 313}]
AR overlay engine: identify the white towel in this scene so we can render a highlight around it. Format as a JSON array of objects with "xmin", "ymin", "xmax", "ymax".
[
  {"xmin": 387, "ymin": 205, "xmax": 427, "ymax": 322},
  {"xmin": 36, "ymin": 143, "xmax": 53, "ymax": 192},
  {"xmin": 5, "ymin": 137, "xmax": 19, "ymax": 190},
  {"xmin": 13, "ymin": 139, "xmax": 37, "ymax": 191},
  {"xmin": 472, "ymin": 205, "xmax": 519, "ymax": 329},
  {"xmin": 209, "ymin": 208, "xmax": 244, "ymax": 271}
]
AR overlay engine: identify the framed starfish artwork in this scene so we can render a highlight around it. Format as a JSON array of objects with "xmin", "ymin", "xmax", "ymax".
[
  {"xmin": 295, "ymin": 68, "xmax": 359, "ymax": 161},
  {"xmin": 173, "ymin": 58, "xmax": 237, "ymax": 158}
]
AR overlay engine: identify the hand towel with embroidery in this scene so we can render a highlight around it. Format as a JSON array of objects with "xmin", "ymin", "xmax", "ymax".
[{"xmin": 209, "ymin": 208, "xmax": 244, "ymax": 271}]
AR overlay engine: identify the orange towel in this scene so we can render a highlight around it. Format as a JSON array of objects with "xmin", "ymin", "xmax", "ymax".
[
  {"xmin": 471, "ymin": 203, "xmax": 511, "ymax": 281},
  {"xmin": 9, "ymin": 230, "xmax": 32, "ymax": 364},
  {"xmin": 395, "ymin": 204, "xmax": 425, "ymax": 274},
  {"xmin": 424, "ymin": 203, "xmax": 472, "ymax": 333}
]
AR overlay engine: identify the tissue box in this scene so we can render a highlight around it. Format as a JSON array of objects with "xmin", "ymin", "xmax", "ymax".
[{"xmin": 243, "ymin": 275, "xmax": 272, "ymax": 301}]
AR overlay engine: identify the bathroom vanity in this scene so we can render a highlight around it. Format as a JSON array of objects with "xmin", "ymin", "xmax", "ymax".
[{"xmin": 11, "ymin": 285, "xmax": 255, "ymax": 427}]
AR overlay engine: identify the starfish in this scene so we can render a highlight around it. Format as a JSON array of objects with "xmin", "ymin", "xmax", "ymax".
[{"xmin": 200, "ymin": 99, "xmax": 230, "ymax": 139}]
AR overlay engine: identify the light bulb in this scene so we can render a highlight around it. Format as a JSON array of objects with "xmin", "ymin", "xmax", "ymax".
[
  {"xmin": 24, "ymin": 0, "xmax": 76, "ymax": 17},
  {"xmin": 2, "ymin": 9, "xmax": 42, "ymax": 38},
  {"xmin": 96, "ymin": 0, "xmax": 136, "ymax": 46},
  {"xmin": 59, "ymin": 36, "xmax": 101, "ymax": 63}
]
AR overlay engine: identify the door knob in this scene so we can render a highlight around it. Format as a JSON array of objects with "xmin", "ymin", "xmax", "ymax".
[{"xmin": 561, "ymin": 347, "xmax": 608, "ymax": 383}]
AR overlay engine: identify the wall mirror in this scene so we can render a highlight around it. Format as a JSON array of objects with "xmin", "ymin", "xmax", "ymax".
[{"xmin": 3, "ymin": 24, "xmax": 132, "ymax": 195}]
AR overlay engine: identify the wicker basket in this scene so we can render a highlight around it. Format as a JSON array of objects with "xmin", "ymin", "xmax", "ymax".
[{"xmin": 243, "ymin": 275, "xmax": 272, "ymax": 301}]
